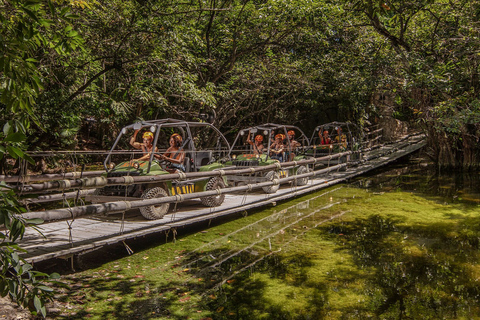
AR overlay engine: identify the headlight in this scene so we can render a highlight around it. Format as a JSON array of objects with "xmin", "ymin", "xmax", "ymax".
[
  {"xmin": 240, "ymin": 130, "xmax": 245, "ymax": 136},
  {"xmin": 256, "ymin": 154, "xmax": 259, "ymax": 159},
  {"xmin": 232, "ymin": 154, "xmax": 237, "ymax": 160},
  {"xmin": 330, "ymin": 144, "xmax": 333, "ymax": 149},
  {"xmin": 150, "ymin": 125, "xmax": 156, "ymax": 133},
  {"xmin": 109, "ymin": 162, "xmax": 115, "ymax": 170},
  {"xmin": 313, "ymin": 145, "xmax": 317, "ymax": 149},
  {"xmin": 133, "ymin": 162, "xmax": 140, "ymax": 169}
]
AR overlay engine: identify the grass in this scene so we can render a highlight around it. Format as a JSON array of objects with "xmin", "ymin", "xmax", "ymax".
[{"xmin": 47, "ymin": 185, "xmax": 480, "ymax": 319}]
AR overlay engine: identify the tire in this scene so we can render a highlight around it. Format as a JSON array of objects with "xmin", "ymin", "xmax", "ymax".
[
  {"xmin": 200, "ymin": 177, "xmax": 225, "ymax": 207},
  {"xmin": 295, "ymin": 165, "xmax": 309, "ymax": 186},
  {"xmin": 140, "ymin": 187, "xmax": 170, "ymax": 220},
  {"xmin": 262, "ymin": 171, "xmax": 280, "ymax": 194}
]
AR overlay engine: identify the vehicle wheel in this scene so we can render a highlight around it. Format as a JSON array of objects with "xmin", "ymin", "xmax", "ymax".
[
  {"xmin": 140, "ymin": 187, "xmax": 170, "ymax": 220},
  {"xmin": 295, "ymin": 165, "xmax": 309, "ymax": 186},
  {"xmin": 200, "ymin": 177, "xmax": 225, "ymax": 207},
  {"xmin": 262, "ymin": 171, "xmax": 280, "ymax": 194}
]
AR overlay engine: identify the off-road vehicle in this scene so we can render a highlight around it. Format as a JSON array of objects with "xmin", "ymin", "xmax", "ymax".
[
  {"xmin": 216, "ymin": 124, "xmax": 312, "ymax": 194},
  {"xmin": 90, "ymin": 119, "xmax": 230, "ymax": 219},
  {"xmin": 308, "ymin": 121, "xmax": 363, "ymax": 168}
]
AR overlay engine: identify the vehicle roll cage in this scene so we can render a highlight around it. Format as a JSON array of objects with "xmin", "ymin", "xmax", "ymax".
[
  {"xmin": 309, "ymin": 121, "xmax": 364, "ymax": 150},
  {"xmin": 104, "ymin": 118, "xmax": 231, "ymax": 173},
  {"xmin": 228, "ymin": 123, "xmax": 310, "ymax": 161}
]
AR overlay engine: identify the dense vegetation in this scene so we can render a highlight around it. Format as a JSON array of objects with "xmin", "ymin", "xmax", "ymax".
[
  {"xmin": 2, "ymin": 0, "xmax": 480, "ymax": 167},
  {"xmin": 1, "ymin": 0, "xmax": 480, "ymax": 315}
]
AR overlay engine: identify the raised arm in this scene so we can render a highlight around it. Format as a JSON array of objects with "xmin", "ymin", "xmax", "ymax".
[
  {"xmin": 246, "ymin": 131, "xmax": 253, "ymax": 146},
  {"xmin": 130, "ymin": 129, "xmax": 142, "ymax": 149}
]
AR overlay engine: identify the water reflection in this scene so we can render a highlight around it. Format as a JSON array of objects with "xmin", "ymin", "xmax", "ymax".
[{"xmin": 353, "ymin": 156, "xmax": 480, "ymax": 205}]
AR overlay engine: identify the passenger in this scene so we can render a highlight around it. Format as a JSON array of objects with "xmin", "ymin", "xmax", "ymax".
[
  {"xmin": 246, "ymin": 131, "xmax": 265, "ymax": 155},
  {"xmin": 270, "ymin": 133, "xmax": 285, "ymax": 162},
  {"xmin": 335, "ymin": 127, "xmax": 347, "ymax": 151},
  {"xmin": 319, "ymin": 130, "xmax": 332, "ymax": 145},
  {"xmin": 157, "ymin": 133, "xmax": 186, "ymax": 173},
  {"xmin": 286, "ymin": 130, "xmax": 302, "ymax": 161},
  {"xmin": 130, "ymin": 129, "xmax": 158, "ymax": 160}
]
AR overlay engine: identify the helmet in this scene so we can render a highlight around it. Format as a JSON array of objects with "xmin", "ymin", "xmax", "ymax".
[
  {"xmin": 287, "ymin": 130, "xmax": 295, "ymax": 136},
  {"xmin": 171, "ymin": 133, "xmax": 182, "ymax": 142},
  {"xmin": 275, "ymin": 134, "xmax": 283, "ymax": 140},
  {"xmin": 142, "ymin": 132, "xmax": 154, "ymax": 140},
  {"xmin": 255, "ymin": 135, "xmax": 263, "ymax": 142}
]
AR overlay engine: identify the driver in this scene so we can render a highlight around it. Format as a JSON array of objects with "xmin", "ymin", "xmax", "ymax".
[
  {"xmin": 270, "ymin": 134, "xmax": 285, "ymax": 162},
  {"xmin": 130, "ymin": 130, "xmax": 158, "ymax": 160},
  {"xmin": 246, "ymin": 131, "xmax": 265, "ymax": 155},
  {"xmin": 157, "ymin": 133, "xmax": 186, "ymax": 173}
]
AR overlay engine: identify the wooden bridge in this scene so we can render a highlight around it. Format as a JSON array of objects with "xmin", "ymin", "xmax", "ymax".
[{"xmin": 13, "ymin": 133, "xmax": 425, "ymax": 264}]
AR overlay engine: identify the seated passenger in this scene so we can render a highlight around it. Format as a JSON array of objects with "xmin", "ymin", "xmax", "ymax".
[
  {"xmin": 286, "ymin": 130, "xmax": 302, "ymax": 161},
  {"xmin": 335, "ymin": 127, "xmax": 347, "ymax": 151},
  {"xmin": 130, "ymin": 130, "xmax": 158, "ymax": 160},
  {"xmin": 319, "ymin": 130, "xmax": 332, "ymax": 145},
  {"xmin": 270, "ymin": 134, "xmax": 285, "ymax": 162},
  {"xmin": 157, "ymin": 133, "xmax": 186, "ymax": 173},
  {"xmin": 246, "ymin": 131, "xmax": 265, "ymax": 155}
]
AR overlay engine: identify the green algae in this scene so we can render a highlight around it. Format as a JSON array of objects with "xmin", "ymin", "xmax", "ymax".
[{"xmin": 51, "ymin": 179, "xmax": 480, "ymax": 319}]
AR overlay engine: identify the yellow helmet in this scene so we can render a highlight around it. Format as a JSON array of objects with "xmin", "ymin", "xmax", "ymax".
[{"xmin": 142, "ymin": 132, "xmax": 154, "ymax": 140}]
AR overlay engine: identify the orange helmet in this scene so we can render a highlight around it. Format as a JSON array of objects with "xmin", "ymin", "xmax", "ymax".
[
  {"xmin": 142, "ymin": 132, "xmax": 154, "ymax": 140},
  {"xmin": 171, "ymin": 133, "xmax": 182, "ymax": 142},
  {"xmin": 275, "ymin": 134, "xmax": 283, "ymax": 140},
  {"xmin": 287, "ymin": 130, "xmax": 295, "ymax": 136},
  {"xmin": 255, "ymin": 135, "xmax": 263, "ymax": 142}
]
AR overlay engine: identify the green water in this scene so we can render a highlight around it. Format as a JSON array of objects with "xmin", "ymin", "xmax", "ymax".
[{"xmin": 58, "ymin": 155, "xmax": 480, "ymax": 319}]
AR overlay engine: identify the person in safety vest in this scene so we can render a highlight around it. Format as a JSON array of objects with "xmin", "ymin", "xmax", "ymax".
[
  {"xmin": 157, "ymin": 133, "xmax": 186, "ymax": 173},
  {"xmin": 286, "ymin": 130, "xmax": 302, "ymax": 161},
  {"xmin": 130, "ymin": 130, "xmax": 158, "ymax": 160},
  {"xmin": 246, "ymin": 131, "xmax": 265, "ymax": 154},
  {"xmin": 270, "ymin": 133, "xmax": 285, "ymax": 162},
  {"xmin": 319, "ymin": 130, "xmax": 332, "ymax": 145}
]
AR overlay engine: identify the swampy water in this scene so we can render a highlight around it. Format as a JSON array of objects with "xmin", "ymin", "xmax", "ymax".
[{"xmin": 57, "ymin": 154, "xmax": 480, "ymax": 320}]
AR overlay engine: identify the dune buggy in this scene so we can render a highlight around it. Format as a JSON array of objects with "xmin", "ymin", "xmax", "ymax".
[
  {"xmin": 216, "ymin": 123, "xmax": 312, "ymax": 194},
  {"xmin": 89, "ymin": 119, "xmax": 230, "ymax": 220},
  {"xmin": 307, "ymin": 121, "xmax": 364, "ymax": 168}
]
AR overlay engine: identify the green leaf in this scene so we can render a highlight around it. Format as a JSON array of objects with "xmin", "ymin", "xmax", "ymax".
[
  {"xmin": 25, "ymin": 218, "xmax": 43, "ymax": 225},
  {"xmin": 21, "ymin": 7, "xmax": 40, "ymax": 23},
  {"xmin": 37, "ymin": 285, "xmax": 53, "ymax": 292},
  {"xmin": 23, "ymin": 153, "xmax": 35, "ymax": 165},
  {"xmin": 4, "ymin": 132, "xmax": 26, "ymax": 143},
  {"xmin": 50, "ymin": 273, "xmax": 60, "ymax": 279},
  {"xmin": 6, "ymin": 146, "xmax": 23, "ymax": 159},
  {"xmin": 3, "ymin": 122, "xmax": 12, "ymax": 136},
  {"xmin": 33, "ymin": 295, "xmax": 42, "ymax": 313}
]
